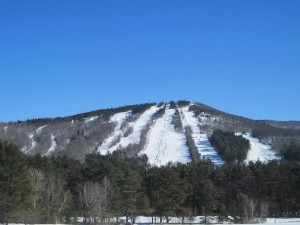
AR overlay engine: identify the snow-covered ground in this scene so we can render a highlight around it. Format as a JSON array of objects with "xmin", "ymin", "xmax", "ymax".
[
  {"xmin": 27, "ymin": 134, "xmax": 37, "ymax": 151},
  {"xmin": 239, "ymin": 133, "xmax": 281, "ymax": 163},
  {"xmin": 44, "ymin": 134, "xmax": 57, "ymax": 156},
  {"xmin": 101, "ymin": 106, "xmax": 160, "ymax": 154},
  {"xmin": 84, "ymin": 116, "xmax": 98, "ymax": 123},
  {"xmin": 5, "ymin": 217, "xmax": 300, "ymax": 225},
  {"xmin": 22, "ymin": 125, "xmax": 47, "ymax": 152},
  {"xmin": 180, "ymin": 106, "xmax": 224, "ymax": 166},
  {"xmin": 139, "ymin": 106, "xmax": 190, "ymax": 166},
  {"xmin": 36, "ymin": 125, "xmax": 47, "ymax": 134},
  {"xmin": 108, "ymin": 216, "xmax": 300, "ymax": 224},
  {"xmin": 98, "ymin": 111, "xmax": 131, "ymax": 155}
]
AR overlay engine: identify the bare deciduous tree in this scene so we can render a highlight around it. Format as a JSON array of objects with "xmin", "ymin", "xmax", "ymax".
[
  {"xmin": 80, "ymin": 177, "xmax": 112, "ymax": 224},
  {"xmin": 33, "ymin": 169, "xmax": 71, "ymax": 223}
]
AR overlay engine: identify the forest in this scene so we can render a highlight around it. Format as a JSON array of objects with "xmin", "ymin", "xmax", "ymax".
[
  {"xmin": 210, "ymin": 130, "xmax": 250, "ymax": 163},
  {"xmin": 1, "ymin": 140, "xmax": 300, "ymax": 225}
]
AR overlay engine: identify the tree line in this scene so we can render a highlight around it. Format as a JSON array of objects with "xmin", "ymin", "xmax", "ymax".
[{"xmin": 1, "ymin": 140, "xmax": 300, "ymax": 224}]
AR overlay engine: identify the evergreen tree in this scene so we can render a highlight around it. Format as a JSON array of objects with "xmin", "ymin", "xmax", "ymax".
[
  {"xmin": 282, "ymin": 143, "xmax": 300, "ymax": 162},
  {"xmin": 0, "ymin": 140, "xmax": 35, "ymax": 224},
  {"xmin": 211, "ymin": 129, "xmax": 250, "ymax": 163},
  {"xmin": 147, "ymin": 163, "xmax": 187, "ymax": 223},
  {"xmin": 121, "ymin": 169, "xmax": 149, "ymax": 223}
]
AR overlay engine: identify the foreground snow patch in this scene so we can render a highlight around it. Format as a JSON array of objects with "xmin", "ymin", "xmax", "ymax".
[
  {"xmin": 140, "ymin": 107, "xmax": 190, "ymax": 166},
  {"xmin": 240, "ymin": 133, "xmax": 280, "ymax": 163},
  {"xmin": 5, "ymin": 217, "xmax": 300, "ymax": 225},
  {"xmin": 110, "ymin": 216, "xmax": 300, "ymax": 224}
]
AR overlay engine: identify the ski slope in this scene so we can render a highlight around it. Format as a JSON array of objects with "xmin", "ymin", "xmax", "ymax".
[
  {"xmin": 180, "ymin": 106, "xmax": 224, "ymax": 166},
  {"xmin": 44, "ymin": 134, "xmax": 57, "ymax": 156},
  {"xmin": 84, "ymin": 116, "xmax": 98, "ymax": 123},
  {"xmin": 240, "ymin": 133, "xmax": 280, "ymax": 163},
  {"xmin": 140, "ymin": 106, "xmax": 190, "ymax": 166},
  {"xmin": 102, "ymin": 106, "xmax": 160, "ymax": 154},
  {"xmin": 98, "ymin": 111, "xmax": 131, "ymax": 155},
  {"xmin": 26, "ymin": 134, "xmax": 36, "ymax": 152},
  {"xmin": 22, "ymin": 125, "xmax": 47, "ymax": 153}
]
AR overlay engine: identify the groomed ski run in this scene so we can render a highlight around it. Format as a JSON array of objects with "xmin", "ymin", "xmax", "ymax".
[
  {"xmin": 101, "ymin": 105, "xmax": 160, "ymax": 154},
  {"xmin": 180, "ymin": 106, "xmax": 224, "ymax": 166},
  {"xmin": 139, "ymin": 105, "xmax": 190, "ymax": 166},
  {"xmin": 240, "ymin": 133, "xmax": 280, "ymax": 163}
]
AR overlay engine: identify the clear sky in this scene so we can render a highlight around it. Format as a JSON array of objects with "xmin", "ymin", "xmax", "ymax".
[{"xmin": 0, "ymin": 0, "xmax": 299, "ymax": 122}]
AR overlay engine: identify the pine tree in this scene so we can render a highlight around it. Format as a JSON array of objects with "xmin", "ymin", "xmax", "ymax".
[
  {"xmin": 0, "ymin": 140, "xmax": 35, "ymax": 224},
  {"xmin": 121, "ymin": 169, "xmax": 149, "ymax": 223}
]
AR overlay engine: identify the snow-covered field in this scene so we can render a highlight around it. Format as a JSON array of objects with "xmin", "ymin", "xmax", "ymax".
[
  {"xmin": 131, "ymin": 216, "xmax": 300, "ymax": 224},
  {"xmin": 95, "ymin": 216, "xmax": 300, "ymax": 224},
  {"xmin": 180, "ymin": 106, "xmax": 224, "ymax": 166},
  {"xmin": 5, "ymin": 217, "xmax": 300, "ymax": 225},
  {"xmin": 239, "ymin": 133, "xmax": 280, "ymax": 163},
  {"xmin": 139, "ymin": 106, "xmax": 190, "ymax": 166}
]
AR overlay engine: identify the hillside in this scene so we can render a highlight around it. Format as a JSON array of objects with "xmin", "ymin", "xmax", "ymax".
[{"xmin": 1, "ymin": 101, "xmax": 300, "ymax": 165}]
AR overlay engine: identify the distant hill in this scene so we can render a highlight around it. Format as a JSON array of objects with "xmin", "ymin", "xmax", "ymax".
[{"xmin": 259, "ymin": 120, "xmax": 300, "ymax": 130}]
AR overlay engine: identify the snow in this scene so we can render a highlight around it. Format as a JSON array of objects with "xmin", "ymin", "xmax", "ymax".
[
  {"xmin": 21, "ymin": 133, "xmax": 36, "ymax": 152},
  {"xmin": 44, "ymin": 134, "xmax": 57, "ymax": 156},
  {"xmin": 3, "ymin": 126, "xmax": 7, "ymax": 131},
  {"xmin": 101, "ymin": 106, "xmax": 160, "ymax": 154},
  {"xmin": 139, "ymin": 106, "xmax": 190, "ymax": 166},
  {"xmin": 98, "ymin": 111, "xmax": 131, "ymax": 155},
  {"xmin": 21, "ymin": 125, "xmax": 47, "ymax": 152},
  {"xmin": 36, "ymin": 125, "xmax": 47, "ymax": 134},
  {"xmin": 29, "ymin": 134, "xmax": 37, "ymax": 149},
  {"xmin": 265, "ymin": 218, "xmax": 300, "ymax": 224},
  {"xmin": 84, "ymin": 116, "xmax": 98, "ymax": 123},
  {"xmin": 239, "ymin": 133, "xmax": 281, "ymax": 163},
  {"xmin": 4, "ymin": 217, "xmax": 300, "ymax": 225},
  {"xmin": 180, "ymin": 106, "xmax": 224, "ymax": 166},
  {"xmin": 108, "ymin": 216, "xmax": 300, "ymax": 224}
]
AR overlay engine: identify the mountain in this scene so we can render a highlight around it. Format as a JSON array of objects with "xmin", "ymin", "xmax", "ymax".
[
  {"xmin": 1, "ymin": 101, "xmax": 300, "ymax": 165},
  {"xmin": 259, "ymin": 120, "xmax": 300, "ymax": 130}
]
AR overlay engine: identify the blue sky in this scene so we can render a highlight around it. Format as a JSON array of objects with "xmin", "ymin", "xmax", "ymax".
[{"xmin": 0, "ymin": 0, "xmax": 299, "ymax": 122}]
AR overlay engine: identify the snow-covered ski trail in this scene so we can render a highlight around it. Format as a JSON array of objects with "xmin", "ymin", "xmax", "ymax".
[
  {"xmin": 140, "ymin": 106, "xmax": 190, "ymax": 166},
  {"xmin": 180, "ymin": 106, "xmax": 224, "ymax": 166},
  {"xmin": 239, "ymin": 133, "xmax": 280, "ymax": 163},
  {"xmin": 84, "ymin": 116, "xmax": 98, "ymax": 123},
  {"xmin": 22, "ymin": 125, "xmax": 47, "ymax": 153},
  {"xmin": 44, "ymin": 134, "xmax": 57, "ymax": 156},
  {"xmin": 107, "ymin": 105, "xmax": 160, "ymax": 154},
  {"xmin": 98, "ymin": 111, "xmax": 131, "ymax": 155}
]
